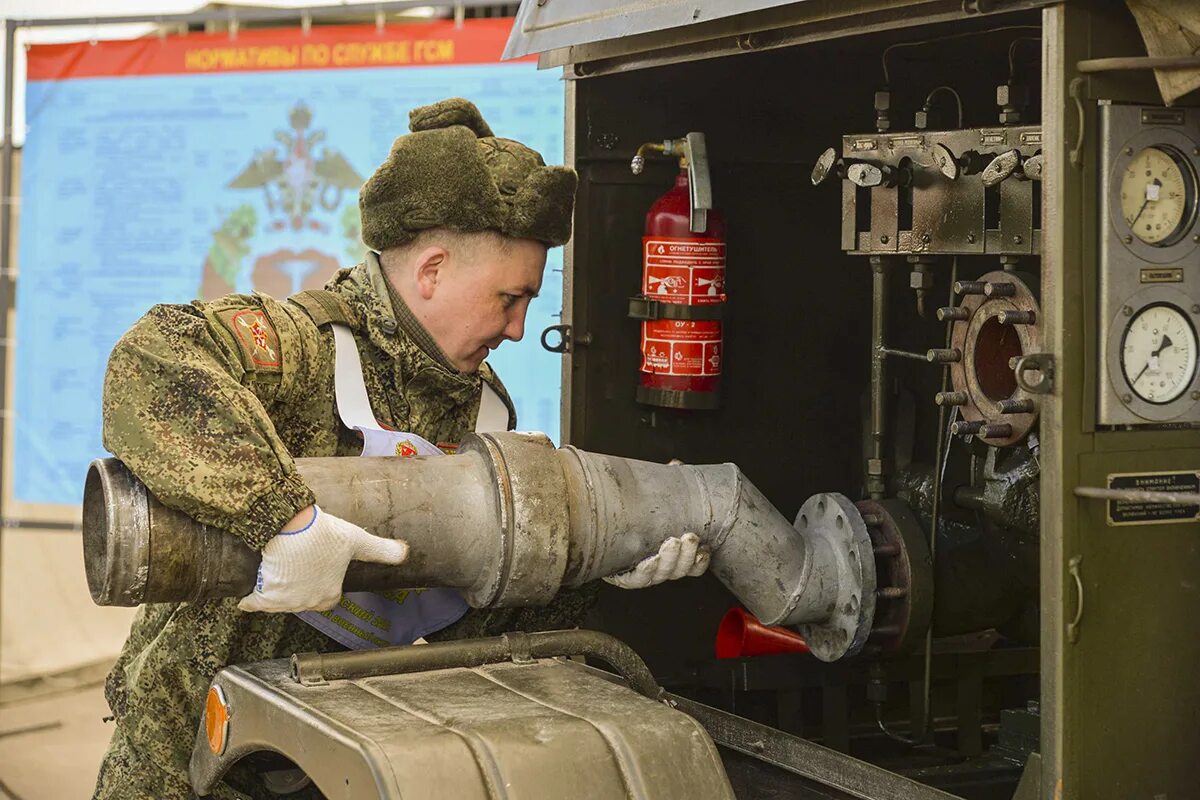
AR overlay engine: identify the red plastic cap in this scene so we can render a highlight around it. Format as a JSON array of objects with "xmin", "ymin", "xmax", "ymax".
[{"xmin": 715, "ymin": 607, "xmax": 810, "ymax": 659}]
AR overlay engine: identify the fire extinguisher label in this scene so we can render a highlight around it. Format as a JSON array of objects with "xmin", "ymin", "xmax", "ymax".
[
  {"xmin": 641, "ymin": 320, "xmax": 722, "ymax": 376},
  {"xmin": 643, "ymin": 238, "xmax": 726, "ymax": 305}
]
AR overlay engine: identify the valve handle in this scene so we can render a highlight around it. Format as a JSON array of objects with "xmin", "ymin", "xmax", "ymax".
[{"xmin": 981, "ymin": 149, "xmax": 1023, "ymax": 187}]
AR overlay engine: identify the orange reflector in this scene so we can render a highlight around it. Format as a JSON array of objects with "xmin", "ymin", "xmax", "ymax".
[{"xmin": 206, "ymin": 684, "xmax": 231, "ymax": 755}]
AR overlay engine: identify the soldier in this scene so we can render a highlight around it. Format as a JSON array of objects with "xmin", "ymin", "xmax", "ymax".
[{"xmin": 93, "ymin": 98, "xmax": 710, "ymax": 799}]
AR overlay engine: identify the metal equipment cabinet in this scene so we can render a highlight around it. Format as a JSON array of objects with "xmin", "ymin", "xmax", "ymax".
[{"xmin": 505, "ymin": 2, "xmax": 1200, "ymax": 798}]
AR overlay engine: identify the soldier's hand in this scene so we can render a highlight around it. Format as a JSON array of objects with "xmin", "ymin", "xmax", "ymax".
[
  {"xmin": 238, "ymin": 506, "xmax": 409, "ymax": 613},
  {"xmin": 602, "ymin": 533, "xmax": 711, "ymax": 590}
]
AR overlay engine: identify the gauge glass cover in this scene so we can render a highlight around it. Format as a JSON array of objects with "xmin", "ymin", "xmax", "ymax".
[
  {"xmin": 1119, "ymin": 145, "xmax": 1197, "ymax": 246},
  {"xmin": 1120, "ymin": 303, "xmax": 1198, "ymax": 404}
]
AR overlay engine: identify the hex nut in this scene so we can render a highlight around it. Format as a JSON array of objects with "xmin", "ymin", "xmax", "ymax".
[
  {"xmin": 998, "ymin": 109, "xmax": 1023, "ymax": 125},
  {"xmin": 910, "ymin": 270, "xmax": 935, "ymax": 290},
  {"xmin": 996, "ymin": 82, "xmax": 1029, "ymax": 108}
]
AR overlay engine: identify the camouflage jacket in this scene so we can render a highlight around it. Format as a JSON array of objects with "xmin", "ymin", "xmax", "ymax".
[{"xmin": 94, "ymin": 254, "xmax": 595, "ymax": 800}]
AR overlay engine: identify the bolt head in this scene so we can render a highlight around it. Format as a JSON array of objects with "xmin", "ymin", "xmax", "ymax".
[
  {"xmin": 967, "ymin": 232, "xmax": 977, "ymax": 244},
  {"xmin": 880, "ymin": 234, "xmax": 890, "ymax": 244},
  {"xmin": 1124, "ymin": 235, "xmax": 1134, "ymax": 244},
  {"xmin": 1123, "ymin": 305, "xmax": 1134, "ymax": 317},
  {"xmin": 1122, "ymin": 393, "xmax": 1133, "ymax": 404},
  {"xmin": 1125, "ymin": 147, "xmax": 1135, "ymax": 156},
  {"xmin": 1193, "ymin": 391, "xmax": 1200, "ymax": 401},
  {"xmin": 1013, "ymin": 234, "xmax": 1023, "ymax": 244},
  {"xmin": 1192, "ymin": 304, "xmax": 1200, "ymax": 315}
]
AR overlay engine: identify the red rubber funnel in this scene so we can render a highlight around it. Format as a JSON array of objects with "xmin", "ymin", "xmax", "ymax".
[{"xmin": 715, "ymin": 607, "xmax": 810, "ymax": 659}]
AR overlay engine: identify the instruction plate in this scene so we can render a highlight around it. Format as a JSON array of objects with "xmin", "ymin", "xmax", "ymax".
[{"xmin": 1106, "ymin": 470, "xmax": 1200, "ymax": 526}]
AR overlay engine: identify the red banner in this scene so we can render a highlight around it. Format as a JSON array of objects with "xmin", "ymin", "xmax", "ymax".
[{"xmin": 26, "ymin": 18, "xmax": 528, "ymax": 81}]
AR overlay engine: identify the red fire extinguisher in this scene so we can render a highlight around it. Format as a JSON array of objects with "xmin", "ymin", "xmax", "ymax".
[{"xmin": 629, "ymin": 133, "xmax": 726, "ymax": 410}]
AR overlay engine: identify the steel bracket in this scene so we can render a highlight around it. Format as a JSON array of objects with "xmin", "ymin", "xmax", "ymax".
[{"xmin": 627, "ymin": 296, "xmax": 724, "ymax": 321}]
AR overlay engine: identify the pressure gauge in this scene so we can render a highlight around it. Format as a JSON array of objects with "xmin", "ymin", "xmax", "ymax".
[
  {"xmin": 1119, "ymin": 145, "xmax": 1197, "ymax": 246},
  {"xmin": 1120, "ymin": 303, "xmax": 1198, "ymax": 404}
]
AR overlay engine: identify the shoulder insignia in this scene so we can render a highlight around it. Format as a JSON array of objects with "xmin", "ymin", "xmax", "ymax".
[{"xmin": 217, "ymin": 308, "xmax": 282, "ymax": 372}]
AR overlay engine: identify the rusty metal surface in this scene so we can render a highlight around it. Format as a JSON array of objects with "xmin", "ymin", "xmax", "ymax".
[
  {"xmin": 948, "ymin": 269, "xmax": 1043, "ymax": 445},
  {"xmin": 840, "ymin": 126, "xmax": 1042, "ymax": 257},
  {"xmin": 191, "ymin": 655, "xmax": 733, "ymax": 799},
  {"xmin": 855, "ymin": 498, "xmax": 932, "ymax": 656}
]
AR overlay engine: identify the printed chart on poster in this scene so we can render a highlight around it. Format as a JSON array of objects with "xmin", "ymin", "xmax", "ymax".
[{"xmin": 16, "ymin": 20, "xmax": 564, "ymax": 505}]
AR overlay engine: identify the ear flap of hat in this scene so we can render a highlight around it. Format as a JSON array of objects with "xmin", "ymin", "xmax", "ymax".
[
  {"xmin": 409, "ymin": 97, "xmax": 494, "ymax": 138},
  {"xmin": 507, "ymin": 166, "xmax": 579, "ymax": 247},
  {"xmin": 359, "ymin": 125, "xmax": 502, "ymax": 251}
]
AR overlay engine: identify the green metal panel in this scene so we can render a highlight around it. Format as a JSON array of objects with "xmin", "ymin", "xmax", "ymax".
[
  {"xmin": 1073, "ymin": 441, "xmax": 1200, "ymax": 798},
  {"xmin": 1044, "ymin": 3, "xmax": 1200, "ymax": 797}
]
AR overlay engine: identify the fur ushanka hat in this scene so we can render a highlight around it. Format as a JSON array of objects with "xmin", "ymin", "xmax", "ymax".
[{"xmin": 359, "ymin": 97, "xmax": 578, "ymax": 250}]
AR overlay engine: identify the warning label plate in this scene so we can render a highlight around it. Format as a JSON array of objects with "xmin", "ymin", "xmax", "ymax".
[
  {"xmin": 1105, "ymin": 471, "xmax": 1200, "ymax": 526},
  {"xmin": 641, "ymin": 320, "xmax": 721, "ymax": 376},
  {"xmin": 643, "ymin": 237, "xmax": 726, "ymax": 305}
]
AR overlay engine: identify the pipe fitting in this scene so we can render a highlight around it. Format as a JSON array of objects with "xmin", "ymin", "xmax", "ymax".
[{"xmin": 84, "ymin": 432, "xmax": 877, "ymax": 663}]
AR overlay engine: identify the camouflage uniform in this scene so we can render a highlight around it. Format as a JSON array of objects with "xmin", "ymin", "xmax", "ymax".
[{"xmin": 94, "ymin": 253, "xmax": 595, "ymax": 799}]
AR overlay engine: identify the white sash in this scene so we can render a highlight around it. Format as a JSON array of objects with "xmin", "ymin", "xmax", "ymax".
[{"xmin": 294, "ymin": 323, "xmax": 508, "ymax": 650}]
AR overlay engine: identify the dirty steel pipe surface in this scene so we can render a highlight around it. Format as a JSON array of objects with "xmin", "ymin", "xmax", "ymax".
[{"xmin": 84, "ymin": 432, "xmax": 847, "ymax": 644}]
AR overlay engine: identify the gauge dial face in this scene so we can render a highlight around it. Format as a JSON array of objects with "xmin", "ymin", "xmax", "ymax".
[
  {"xmin": 1119, "ymin": 145, "xmax": 1196, "ymax": 246},
  {"xmin": 1121, "ymin": 303, "xmax": 1198, "ymax": 404}
]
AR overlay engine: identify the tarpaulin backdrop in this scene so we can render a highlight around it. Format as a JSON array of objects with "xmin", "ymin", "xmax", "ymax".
[{"xmin": 17, "ymin": 19, "xmax": 564, "ymax": 506}]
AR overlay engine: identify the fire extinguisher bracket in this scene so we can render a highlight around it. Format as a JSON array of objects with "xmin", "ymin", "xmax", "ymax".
[
  {"xmin": 636, "ymin": 385, "xmax": 721, "ymax": 411},
  {"xmin": 627, "ymin": 296, "xmax": 725, "ymax": 322}
]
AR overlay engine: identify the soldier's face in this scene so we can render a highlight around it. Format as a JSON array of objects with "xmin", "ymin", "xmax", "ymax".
[{"xmin": 427, "ymin": 237, "xmax": 547, "ymax": 373}]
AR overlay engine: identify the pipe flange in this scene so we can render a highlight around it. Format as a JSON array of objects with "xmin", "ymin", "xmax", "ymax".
[
  {"xmin": 459, "ymin": 432, "xmax": 570, "ymax": 608},
  {"xmin": 856, "ymin": 498, "xmax": 932, "ymax": 656},
  {"xmin": 793, "ymin": 493, "xmax": 877, "ymax": 662},
  {"xmin": 948, "ymin": 270, "xmax": 1042, "ymax": 446}
]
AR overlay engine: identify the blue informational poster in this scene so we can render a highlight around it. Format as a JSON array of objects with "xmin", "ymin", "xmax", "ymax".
[{"xmin": 17, "ymin": 21, "xmax": 564, "ymax": 505}]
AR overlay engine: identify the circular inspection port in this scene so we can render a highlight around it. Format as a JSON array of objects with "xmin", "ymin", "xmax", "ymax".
[{"xmin": 974, "ymin": 316, "xmax": 1023, "ymax": 401}]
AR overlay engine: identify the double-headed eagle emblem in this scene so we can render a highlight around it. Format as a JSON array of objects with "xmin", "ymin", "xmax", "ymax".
[{"xmin": 228, "ymin": 102, "xmax": 364, "ymax": 233}]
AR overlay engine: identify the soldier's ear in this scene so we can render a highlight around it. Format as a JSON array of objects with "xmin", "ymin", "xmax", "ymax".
[{"xmin": 412, "ymin": 246, "xmax": 448, "ymax": 300}]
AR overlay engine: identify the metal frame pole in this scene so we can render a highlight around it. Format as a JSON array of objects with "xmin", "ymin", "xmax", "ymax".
[
  {"xmin": 7, "ymin": 1, "xmax": 504, "ymax": 29},
  {"xmin": 0, "ymin": 17, "xmax": 16, "ymax": 685}
]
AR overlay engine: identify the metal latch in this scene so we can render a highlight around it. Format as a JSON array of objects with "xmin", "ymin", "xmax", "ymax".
[
  {"xmin": 1010, "ymin": 352, "xmax": 1054, "ymax": 394},
  {"xmin": 540, "ymin": 323, "xmax": 591, "ymax": 354}
]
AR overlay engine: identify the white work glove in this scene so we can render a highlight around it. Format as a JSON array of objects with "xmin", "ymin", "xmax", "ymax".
[
  {"xmin": 238, "ymin": 506, "xmax": 409, "ymax": 613},
  {"xmin": 603, "ymin": 533, "xmax": 711, "ymax": 589}
]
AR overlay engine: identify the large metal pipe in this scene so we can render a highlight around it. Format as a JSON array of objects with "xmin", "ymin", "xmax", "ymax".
[{"xmin": 84, "ymin": 432, "xmax": 875, "ymax": 661}]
